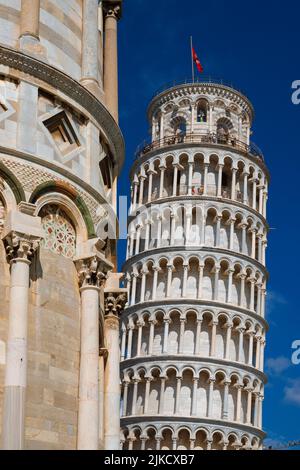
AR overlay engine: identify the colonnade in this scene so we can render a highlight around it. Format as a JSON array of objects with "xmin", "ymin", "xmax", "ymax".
[
  {"xmin": 121, "ymin": 311, "xmax": 265, "ymax": 370},
  {"xmin": 121, "ymin": 426, "xmax": 261, "ymax": 450},
  {"xmin": 131, "ymin": 155, "xmax": 268, "ymax": 218},
  {"xmin": 126, "ymin": 257, "xmax": 266, "ymax": 318},
  {"xmin": 127, "ymin": 207, "xmax": 267, "ymax": 263},
  {"xmin": 121, "ymin": 369, "xmax": 263, "ymax": 429}
]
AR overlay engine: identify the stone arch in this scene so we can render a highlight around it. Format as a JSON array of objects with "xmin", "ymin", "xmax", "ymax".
[
  {"xmin": 30, "ymin": 181, "xmax": 95, "ymax": 238},
  {"xmin": 0, "ymin": 162, "xmax": 26, "ymax": 204}
]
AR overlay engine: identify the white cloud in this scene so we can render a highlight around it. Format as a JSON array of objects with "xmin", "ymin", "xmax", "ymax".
[
  {"xmin": 266, "ymin": 356, "xmax": 291, "ymax": 375},
  {"xmin": 284, "ymin": 379, "xmax": 300, "ymax": 406}
]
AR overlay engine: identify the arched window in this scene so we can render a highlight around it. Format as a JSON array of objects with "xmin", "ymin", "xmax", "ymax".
[
  {"xmin": 216, "ymin": 117, "xmax": 233, "ymax": 144},
  {"xmin": 40, "ymin": 204, "xmax": 76, "ymax": 258},
  {"xmin": 197, "ymin": 100, "xmax": 208, "ymax": 123}
]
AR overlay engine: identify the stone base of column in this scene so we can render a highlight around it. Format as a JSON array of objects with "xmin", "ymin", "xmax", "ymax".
[
  {"xmin": 2, "ymin": 386, "xmax": 26, "ymax": 450},
  {"xmin": 80, "ymin": 78, "xmax": 104, "ymax": 102},
  {"xmin": 19, "ymin": 35, "xmax": 46, "ymax": 57}
]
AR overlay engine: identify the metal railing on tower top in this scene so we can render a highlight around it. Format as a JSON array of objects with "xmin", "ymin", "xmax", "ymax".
[{"xmin": 135, "ymin": 132, "xmax": 264, "ymax": 162}]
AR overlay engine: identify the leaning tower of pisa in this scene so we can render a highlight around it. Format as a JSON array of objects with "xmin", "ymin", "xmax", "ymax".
[{"xmin": 121, "ymin": 80, "xmax": 269, "ymax": 450}]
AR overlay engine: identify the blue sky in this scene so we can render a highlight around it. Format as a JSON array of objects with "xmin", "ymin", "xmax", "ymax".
[{"xmin": 117, "ymin": 0, "xmax": 300, "ymax": 447}]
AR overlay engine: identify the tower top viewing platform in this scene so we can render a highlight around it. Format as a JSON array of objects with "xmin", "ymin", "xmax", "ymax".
[{"xmin": 135, "ymin": 78, "xmax": 264, "ymax": 165}]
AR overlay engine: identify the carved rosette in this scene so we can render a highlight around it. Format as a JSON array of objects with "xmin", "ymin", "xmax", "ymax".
[
  {"xmin": 76, "ymin": 255, "xmax": 109, "ymax": 288},
  {"xmin": 4, "ymin": 231, "xmax": 41, "ymax": 262}
]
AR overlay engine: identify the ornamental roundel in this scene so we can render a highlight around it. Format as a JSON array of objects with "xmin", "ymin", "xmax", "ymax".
[{"xmin": 40, "ymin": 205, "xmax": 76, "ymax": 259}]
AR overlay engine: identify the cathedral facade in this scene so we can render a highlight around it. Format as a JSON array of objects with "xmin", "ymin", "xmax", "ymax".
[
  {"xmin": 121, "ymin": 81, "xmax": 269, "ymax": 450},
  {"xmin": 0, "ymin": 0, "xmax": 126, "ymax": 450}
]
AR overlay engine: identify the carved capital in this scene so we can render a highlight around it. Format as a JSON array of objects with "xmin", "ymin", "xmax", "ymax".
[
  {"xmin": 104, "ymin": 291, "xmax": 127, "ymax": 318},
  {"xmin": 75, "ymin": 255, "xmax": 110, "ymax": 288},
  {"xmin": 103, "ymin": 0, "xmax": 122, "ymax": 20},
  {"xmin": 4, "ymin": 231, "xmax": 41, "ymax": 263}
]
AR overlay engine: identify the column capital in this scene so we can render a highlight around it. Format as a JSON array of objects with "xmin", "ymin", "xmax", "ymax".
[
  {"xmin": 4, "ymin": 231, "xmax": 42, "ymax": 263},
  {"xmin": 102, "ymin": 0, "xmax": 122, "ymax": 20},
  {"xmin": 75, "ymin": 253, "xmax": 112, "ymax": 288},
  {"xmin": 104, "ymin": 290, "xmax": 127, "ymax": 318}
]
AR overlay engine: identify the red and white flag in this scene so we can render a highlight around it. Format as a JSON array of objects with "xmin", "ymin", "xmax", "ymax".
[{"xmin": 192, "ymin": 47, "xmax": 204, "ymax": 73}]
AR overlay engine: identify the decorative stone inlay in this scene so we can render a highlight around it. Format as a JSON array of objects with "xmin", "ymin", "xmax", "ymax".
[
  {"xmin": 40, "ymin": 205, "xmax": 76, "ymax": 259},
  {"xmin": 0, "ymin": 158, "xmax": 107, "ymax": 226}
]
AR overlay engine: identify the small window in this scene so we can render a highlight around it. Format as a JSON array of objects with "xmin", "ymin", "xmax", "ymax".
[
  {"xmin": 197, "ymin": 100, "xmax": 208, "ymax": 123},
  {"xmin": 43, "ymin": 111, "xmax": 80, "ymax": 155},
  {"xmin": 100, "ymin": 155, "xmax": 113, "ymax": 190}
]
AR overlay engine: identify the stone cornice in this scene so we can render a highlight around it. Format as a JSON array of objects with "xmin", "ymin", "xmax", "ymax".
[
  {"xmin": 122, "ymin": 299, "xmax": 269, "ymax": 331},
  {"xmin": 123, "ymin": 245, "xmax": 269, "ymax": 279},
  {"xmin": 121, "ymin": 416, "xmax": 266, "ymax": 439},
  {"xmin": 147, "ymin": 82, "xmax": 255, "ymax": 124},
  {"xmin": 0, "ymin": 44, "xmax": 125, "ymax": 171},
  {"xmin": 120, "ymin": 355, "xmax": 267, "ymax": 384}
]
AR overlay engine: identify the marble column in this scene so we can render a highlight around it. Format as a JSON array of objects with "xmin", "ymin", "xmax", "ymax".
[
  {"xmin": 243, "ymin": 172, "xmax": 249, "ymax": 204},
  {"xmin": 126, "ymin": 326, "xmax": 134, "ymax": 359},
  {"xmin": 217, "ymin": 164, "xmax": 223, "ymax": 197},
  {"xmin": 191, "ymin": 379, "xmax": 198, "ymax": 416},
  {"xmin": 179, "ymin": 319, "xmax": 186, "ymax": 354},
  {"xmin": 81, "ymin": 0, "xmax": 100, "ymax": 96},
  {"xmin": 172, "ymin": 165, "xmax": 179, "ymax": 196},
  {"xmin": 2, "ymin": 230, "xmax": 41, "ymax": 450},
  {"xmin": 246, "ymin": 389, "xmax": 253, "ymax": 424},
  {"xmin": 225, "ymin": 323, "xmax": 232, "ymax": 360},
  {"xmin": 207, "ymin": 379, "xmax": 215, "ymax": 417},
  {"xmin": 238, "ymin": 328, "xmax": 245, "ymax": 362},
  {"xmin": 104, "ymin": 290, "xmax": 127, "ymax": 450},
  {"xmin": 222, "ymin": 381, "xmax": 230, "ymax": 420},
  {"xmin": 163, "ymin": 319, "xmax": 170, "ymax": 354},
  {"xmin": 236, "ymin": 385, "xmax": 242, "ymax": 422},
  {"xmin": 147, "ymin": 171, "xmax": 154, "ymax": 203},
  {"xmin": 231, "ymin": 168, "xmax": 237, "ymax": 200},
  {"xmin": 188, "ymin": 163, "xmax": 194, "ymax": 195},
  {"xmin": 159, "ymin": 166, "xmax": 166, "ymax": 198},
  {"xmin": 175, "ymin": 377, "xmax": 182, "ymax": 414},
  {"xmin": 195, "ymin": 319, "xmax": 202, "ymax": 355},
  {"xmin": 144, "ymin": 378, "xmax": 152, "ymax": 414},
  {"xmin": 75, "ymin": 255, "xmax": 108, "ymax": 450},
  {"xmin": 19, "ymin": 0, "xmax": 43, "ymax": 53},
  {"xmin": 103, "ymin": 1, "xmax": 122, "ymax": 122}
]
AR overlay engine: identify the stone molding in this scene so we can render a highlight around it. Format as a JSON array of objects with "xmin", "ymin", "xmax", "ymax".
[{"xmin": 0, "ymin": 44, "xmax": 124, "ymax": 168}]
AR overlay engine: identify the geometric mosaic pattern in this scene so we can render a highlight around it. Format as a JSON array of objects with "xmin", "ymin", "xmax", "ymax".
[{"xmin": 40, "ymin": 204, "xmax": 76, "ymax": 258}]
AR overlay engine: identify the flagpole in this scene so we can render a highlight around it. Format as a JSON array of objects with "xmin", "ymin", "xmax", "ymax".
[{"xmin": 190, "ymin": 36, "xmax": 195, "ymax": 83}]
